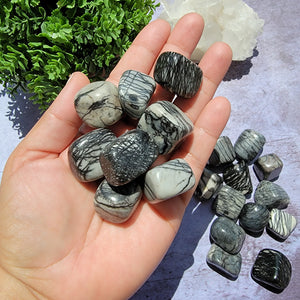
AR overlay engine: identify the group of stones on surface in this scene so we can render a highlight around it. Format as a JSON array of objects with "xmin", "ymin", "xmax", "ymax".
[
  {"xmin": 195, "ymin": 129, "xmax": 296, "ymax": 293},
  {"xmin": 69, "ymin": 51, "xmax": 202, "ymax": 224}
]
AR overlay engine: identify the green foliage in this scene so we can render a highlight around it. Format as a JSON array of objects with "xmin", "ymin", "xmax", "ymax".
[{"xmin": 0, "ymin": 0, "xmax": 159, "ymax": 111}]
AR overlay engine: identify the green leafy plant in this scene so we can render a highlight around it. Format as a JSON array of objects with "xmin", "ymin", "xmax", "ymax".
[{"xmin": 0, "ymin": 0, "xmax": 159, "ymax": 111}]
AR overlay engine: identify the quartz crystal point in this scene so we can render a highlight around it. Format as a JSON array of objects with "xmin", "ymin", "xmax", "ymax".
[
  {"xmin": 137, "ymin": 101, "xmax": 194, "ymax": 155},
  {"xmin": 118, "ymin": 70, "xmax": 156, "ymax": 119},
  {"xmin": 68, "ymin": 128, "xmax": 116, "ymax": 182},
  {"xmin": 94, "ymin": 179, "xmax": 142, "ymax": 223},
  {"xmin": 74, "ymin": 81, "xmax": 123, "ymax": 128},
  {"xmin": 251, "ymin": 249, "xmax": 292, "ymax": 292},
  {"xmin": 254, "ymin": 180, "xmax": 290, "ymax": 210},
  {"xmin": 154, "ymin": 51, "xmax": 203, "ymax": 98},
  {"xmin": 206, "ymin": 244, "xmax": 242, "ymax": 281},
  {"xmin": 100, "ymin": 129, "xmax": 159, "ymax": 186},
  {"xmin": 210, "ymin": 217, "xmax": 246, "ymax": 255},
  {"xmin": 144, "ymin": 158, "xmax": 195, "ymax": 203}
]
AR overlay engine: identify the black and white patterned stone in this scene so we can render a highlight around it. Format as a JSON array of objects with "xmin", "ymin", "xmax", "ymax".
[
  {"xmin": 137, "ymin": 101, "xmax": 194, "ymax": 155},
  {"xmin": 74, "ymin": 81, "xmax": 123, "ymax": 128},
  {"xmin": 213, "ymin": 185, "xmax": 246, "ymax": 221},
  {"xmin": 208, "ymin": 136, "xmax": 236, "ymax": 167},
  {"xmin": 206, "ymin": 243, "xmax": 242, "ymax": 281},
  {"xmin": 267, "ymin": 208, "xmax": 297, "ymax": 241},
  {"xmin": 210, "ymin": 216, "xmax": 246, "ymax": 255},
  {"xmin": 253, "ymin": 153, "xmax": 283, "ymax": 181},
  {"xmin": 234, "ymin": 129, "xmax": 266, "ymax": 163},
  {"xmin": 254, "ymin": 180, "xmax": 290, "ymax": 210},
  {"xmin": 251, "ymin": 249, "xmax": 292, "ymax": 292},
  {"xmin": 223, "ymin": 161, "xmax": 253, "ymax": 195},
  {"xmin": 239, "ymin": 203, "xmax": 270, "ymax": 234},
  {"xmin": 68, "ymin": 128, "xmax": 116, "ymax": 182},
  {"xmin": 144, "ymin": 158, "xmax": 195, "ymax": 203},
  {"xmin": 100, "ymin": 129, "xmax": 159, "ymax": 186},
  {"xmin": 94, "ymin": 179, "xmax": 142, "ymax": 223},
  {"xmin": 154, "ymin": 51, "xmax": 203, "ymax": 98},
  {"xmin": 118, "ymin": 70, "xmax": 156, "ymax": 119},
  {"xmin": 194, "ymin": 168, "xmax": 223, "ymax": 201}
]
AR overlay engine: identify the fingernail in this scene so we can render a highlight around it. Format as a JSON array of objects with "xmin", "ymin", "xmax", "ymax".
[{"xmin": 67, "ymin": 73, "xmax": 74, "ymax": 84}]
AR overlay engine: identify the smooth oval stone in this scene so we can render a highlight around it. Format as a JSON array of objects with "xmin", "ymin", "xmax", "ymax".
[
  {"xmin": 74, "ymin": 81, "xmax": 123, "ymax": 128},
  {"xmin": 137, "ymin": 101, "xmax": 194, "ymax": 155},
  {"xmin": 144, "ymin": 158, "xmax": 195, "ymax": 203},
  {"xmin": 239, "ymin": 203, "xmax": 270, "ymax": 234},
  {"xmin": 94, "ymin": 179, "xmax": 142, "ymax": 223},
  {"xmin": 206, "ymin": 243, "xmax": 242, "ymax": 281},
  {"xmin": 213, "ymin": 185, "xmax": 246, "ymax": 221},
  {"xmin": 251, "ymin": 249, "xmax": 292, "ymax": 292},
  {"xmin": 254, "ymin": 180, "xmax": 290, "ymax": 210},
  {"xmin": 209, "ymin": 136, "xmax": 236, "ymax": 166},
  {"xmin": 253, "ymin": 153, "xmax": 283, "ymax": 181},
  {"xmin": 100, "ymin": 129, "xmax": 159, "ymax": 186},
  {"xmin": 118, "ymin": 70, "xmax": 156, "ymax": 119},
  {"xmin": 267, "ymin": 208, "xmax": 297, "ymax": 241},
  {"xmin": 154, "ymin": 51, "xmax": 203, "ymax": 98},
  {"xmin": 234, "ymin": 129, "xmax": 266, "ymax": 163},
  {"xmin": 68, "ymin": 128, "xmax": 116, "ymax": 182},
  {"xmin": 210, "ymin": 217, "xmax": 246, "ymax": 255}
]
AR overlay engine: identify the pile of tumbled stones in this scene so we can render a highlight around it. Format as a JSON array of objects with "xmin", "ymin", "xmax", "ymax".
[
  {"xmin": 69, "ymin": 51, "xmax": 203, "ymax": 223},
  {"xmin": 195, "ymin": 129, "xmax": 297, "ymax": 293}
]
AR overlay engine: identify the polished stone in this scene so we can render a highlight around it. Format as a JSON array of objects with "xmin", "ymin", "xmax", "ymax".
[
  {"xmin": 213, "ymin": 185, "xmax": 246, "ymax": 221},
  {"xmin": 254, "ymin": 180, "xmax": 290, "ymax": 210},
  {"xmin": 253, "ymin": 153, "xmax": 283, "ymax": 181},
  {"xmin": 206, "ymin": 243, "xmax": 242, "ymax": 281},
  {"xmin": 68, "ymin": 128, "xmax": 116, "ymax": 182},
  {"xmin": 118, "ymin": 70, "xmax": 156, "ymax": 119},
  {"xmin": 223, "ymin": 161, "xmax": 253, "ymax": 195},
  {"xmin": 144, "ymin": 158, "xmax": 195, "ymax": 203},
  {"xmin": 137, "ymin": 101, "xmax": 194, "ymax": 155},
  {"xmin": 94, "ymin": 179, "xmax": 142, "ymax": 223},
  {"xmin": 210, "ymin": 216, "xmax": 246, "ymax": 255},
  {"xmin": 239, "ymin": 203, "xmax": 270, "ymax": 234},
  {"xmin": 154, "ymin": 51, "xmax": 203, "ymax": 98},
  {"xmin": 100, "ymin": 129, "xmax": 159, "ymax": 186},
  {"xmin": 267, "ymin": 208, "xmax": 297, "ymax": 241},
  {"xmin": 74, "ymin": 81, "xmax": 123, "ymax": 128},
  {"xmin": 234, "ymin": 129, "xmax": 266, "ymax": 163},
  {"xmin": 251, "ymin": 249, "xmax": 292, "ymax": 292}
]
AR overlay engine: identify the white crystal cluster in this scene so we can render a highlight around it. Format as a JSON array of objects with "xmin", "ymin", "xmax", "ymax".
[{"xmin": 158, "ymin": 0, "xmax": 264, "ymax": 61}]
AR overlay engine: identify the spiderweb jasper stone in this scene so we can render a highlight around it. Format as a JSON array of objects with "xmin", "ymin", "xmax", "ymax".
[
  {"xmin": 118, "ymin": 70, "xmax": 156, "ymax": 119},
  {"xmin": 137, "ymin": 101, "xmax": 194, "ymax": 155},
  {"xmin": 68, "ymin": 128, "xmax": 116, "ymax": 182},
  {"xmin": 100, "ymin": 129, "xmax": 159, "ymax": 186},
  {"xmin": 154, "ymin": 51, "xmax": 203, "ymax": 98}
]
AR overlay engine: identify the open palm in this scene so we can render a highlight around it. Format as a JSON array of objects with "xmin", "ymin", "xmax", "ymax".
[{"xmin": 0, "ymin": 14, "xmax": 232, "ymax": 299}]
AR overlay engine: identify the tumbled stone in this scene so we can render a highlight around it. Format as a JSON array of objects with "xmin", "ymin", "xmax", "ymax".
[
  {"xmin": 154, "ymin": 51, "xmax": 203, "ymax": 98},
  {"xmin": 137, "ymin": 101, "xmax": 193, "ymax": 155},
  {"xmin": 267, "ymin": 209, "xmax": 297, "ymax": 241},
  {"xmin": 144, "ymin": 158, "xmax": 195, "ymax": 203},
  {"xmin": 223, "ymin": 161, "xmax": 253, "ymax": 195},
  {"xmin": 118, "ymin": 70, "xmax": 156, "ymax": 119},
  {"xmin": 254, "ymin": 180, "xmax": 290, "ymax": 210},
  {"xmin": 234, "ymin": 129, "xmax": 266, "ymax": 163},
  {"xmin": 213, "ymin": 185, "xmax": 246, "ymax": 221},
  {"xmin": 68, "ymin": 128, "xmax": 116, "ymax": 182},
  {"xmin": 206, "ymin": 243, "xmax": 242, "ymax": 281},
  {"xmin": 194, "ymin": 168, "xmax": 223, "ymax": 201},
  {"xmin": 210, "ymin": 217, "xmax": 246, "ymax": 255},
  {"xmin": 94, "ymin": 179, "xmax": 142, "ymax": 223},
  {"xmin": 253, "ymin": 153, "xmax": 283, "ymax": 181},
  {"xmin": 100, "ymin": 129, "xmax": 159, "ymax": 186},
  {"xmin": 74, "ymin": 81, "xmax": 123, "ymax": 128},
  {"xmin": 251, "ymin": 249, "xmax": 292, "ymax": 292},
  {"xmin": 239, "ymin": 203, "xmax": 270, "ymax": 234}
]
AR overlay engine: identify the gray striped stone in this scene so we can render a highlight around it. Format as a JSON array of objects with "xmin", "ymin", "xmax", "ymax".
[{"xmin": 209, "ymin": 136, "xmax": 236, "ymax": 166}]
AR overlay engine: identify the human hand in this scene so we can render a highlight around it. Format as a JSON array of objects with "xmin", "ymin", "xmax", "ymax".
[{"xmin": 0, "ymin": 13, "xmax": 232, "ymax": 299}]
